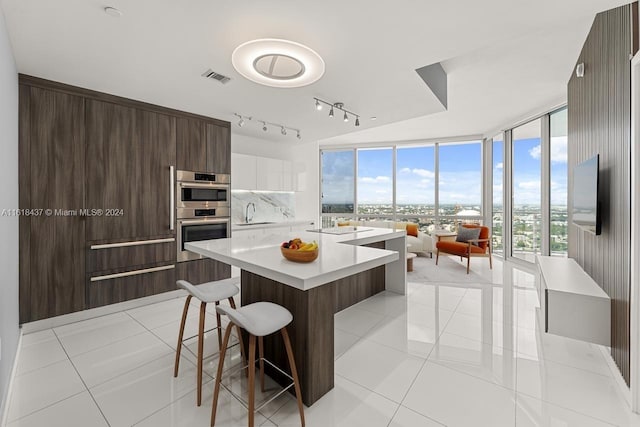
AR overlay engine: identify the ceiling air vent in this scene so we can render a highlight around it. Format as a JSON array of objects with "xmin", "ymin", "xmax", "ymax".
[{"xmin": 201, "ymin": 69, "xmax": 231, "ymax": 84}]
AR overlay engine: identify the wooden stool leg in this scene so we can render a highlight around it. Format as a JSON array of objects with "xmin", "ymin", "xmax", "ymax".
[
  {"xmin": 258, "ymin": 336, "xmax": 265, "ymax": 393},
  {"xmin": 281, "ymin": 327, "xmax": 305, "ymax": 427},
  {"xmin": 215, "ymin": 301, "xmax": 223, "ymax": 350},
  {"xmin": 197, "ymin": 302, "xmax": 207, "ymax": 406},
  {"xmin": 211, "ymin": 324, "xmax": 234, "ymax": 427},
  {"xmin": 467, "ymin": 256, "xmax": 471, "ymax": 274},
  {"xmin": 436, "ymin": 249, "xmax": 440, "ymax": 265},
  {"xmin": 247, "ymin": 335, "xmax": 256, "ymax": 427},
  {"xmin": 174, "ymin": 295, "xmax": 192, "ymax": 377},
  {"xmin": 229, "ymin": 297, "xmax": 247, "ymax": 374}
]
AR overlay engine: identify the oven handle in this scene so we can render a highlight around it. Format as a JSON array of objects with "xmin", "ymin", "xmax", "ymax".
[
  {"xmin": 178, "ymin": 182, "xmax": 229, "ymax": 190},
  {"xmin": 170, "ymin": 165, "xmax": 175, "ymax": 231},
  {"xmin": 178, "ymin": 218, "xmax": 230, "ymax": 226}
]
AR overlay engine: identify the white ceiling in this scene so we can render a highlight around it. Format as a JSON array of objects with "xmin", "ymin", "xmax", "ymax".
[{"xmin": 0, "ymin": 0, "xmax": 628, "ymax": 145}]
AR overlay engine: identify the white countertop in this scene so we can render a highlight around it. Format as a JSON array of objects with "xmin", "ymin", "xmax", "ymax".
[
  {"xmin": 231, "ymin": 219, "xmax": 315, "ymax": 232},
  {"xmin": 186, "ymin": 227, "xmax": 404, "ymax": 291}
]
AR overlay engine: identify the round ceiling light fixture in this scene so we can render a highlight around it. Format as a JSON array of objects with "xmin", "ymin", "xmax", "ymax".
[{"xmin": 232, "ymin": 39, "xmax": 325, "ymax": 88}]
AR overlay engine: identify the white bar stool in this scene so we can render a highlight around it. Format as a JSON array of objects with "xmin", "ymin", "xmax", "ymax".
[
  {"xmin": 211, "ymin": 302, "xmax": 305, "ymax": 427},
  {"xmin": 174, "ymin": 277, "xmax": 245, "ymax": 406}
]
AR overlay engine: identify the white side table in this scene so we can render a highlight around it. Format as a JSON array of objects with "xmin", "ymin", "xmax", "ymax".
[{"xmin": 406, "ymin": 252, "xmax": 417, "ymax": 272}]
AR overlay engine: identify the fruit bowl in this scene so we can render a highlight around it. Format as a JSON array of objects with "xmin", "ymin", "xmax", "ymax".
[
  {"xmin": 280, "ymin": 238, "xmax": 319, "ymax": 263},
  {"xmin": 280, "ymin": 246, "xmax": 319, "ymax": 263}
]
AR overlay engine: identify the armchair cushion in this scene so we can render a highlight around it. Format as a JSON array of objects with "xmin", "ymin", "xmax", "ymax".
[
  {"xmin": 456, "ymin": 227, "xmax": 481, "ymax": 245},
  {"xmin": 406, "ymin": 223, "xmax": 419, "ymax": 237},
  {"xmin": 436, "ymin": 241, "xmax": 486, "ymax": 256},
  {"xmin": 461, "ymin": 224, "xmax": 489, "ymax": 250}
]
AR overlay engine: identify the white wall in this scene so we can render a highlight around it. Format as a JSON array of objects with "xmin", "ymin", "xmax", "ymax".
[
  {"xmin": 0, "ymin": 3, "xmax": 19, "ymax": 420},
  {"xmin": 231, "ymin": 133, "xmax": 320, "ymax": 224}
]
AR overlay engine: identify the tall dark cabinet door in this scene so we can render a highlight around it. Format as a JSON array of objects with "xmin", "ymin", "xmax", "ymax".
[
  {"xmin": 85, "ymin": 100, "xmax": 176, "ymax": 241},
  {"xmin": 27, "ymin": 87, "xmax": 86, "ymax": 320},
  {"xmin": 207, "ymin": 124, "xmax": 231, "ymax": 174},
  {"xmin": 176, "ymin": 117, "xmax": 207, "ymax": 171}
]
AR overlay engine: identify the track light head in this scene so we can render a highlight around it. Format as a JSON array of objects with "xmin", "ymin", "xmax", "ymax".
[
  {"xmin": 281, "ymin": 127, "xmax": 287, "ymax": 135},
  {"xmin": 262, "ymin": 122, "xmax": 267, "ymax": 132},
  {"xmin": 355, "ymin": 117, "xmax": 360, "ymax": 127},
  {"xmin": 343, "ymin": 111, "xmax": 349, "ymax": 122},
  {"xmin": 296, "ymin": 131, "xmax": 301, "ymax": 139},
  {"xmin": 329, "ymin": 107, "xmax": 334, "ymax": 118},
  {"xmin": 238, "ymin": 118, "xmax": 244, "ymax": 127},
  {"xmin": 315, "ymin": 99, "xmax": 322, "ymax": 111}
]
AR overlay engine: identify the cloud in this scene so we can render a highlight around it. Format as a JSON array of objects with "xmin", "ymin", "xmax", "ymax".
[
  {"xmin": 528, "ymin": 137, "xmax": 567, "ymax": 163},
  {"xmin": 359, "ymin": 176, "xmax": 390, "ymax": 183},
  {"xmin": 399, "ymin": 167, "xmax": 412, "ymax": 174},
  {"xmin": 495, "ymin": 162, "xmax": 503, "ymax": 170},
  {"xmin": 412, "ymin": 168, "xmax": 435, "ymax": 178},
  {"xmin": 518, "ymin": 180, "xmax": 541, "ymax": 190}
]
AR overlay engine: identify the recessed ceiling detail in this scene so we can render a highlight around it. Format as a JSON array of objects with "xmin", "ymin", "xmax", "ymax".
[{"xmin": 232, "ymin": 39, "xmax": 324, "ymax": 88}]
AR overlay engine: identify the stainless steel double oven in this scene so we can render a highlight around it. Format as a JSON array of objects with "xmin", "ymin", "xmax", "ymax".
[{"xmin": 175, "ymin": 170, "xmax": 231, "ymax": 262}]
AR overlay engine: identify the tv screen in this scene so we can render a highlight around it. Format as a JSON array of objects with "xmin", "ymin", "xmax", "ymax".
[{"xmin": 572, "ymin": 155, "xmax": 601, "ymax": 235}]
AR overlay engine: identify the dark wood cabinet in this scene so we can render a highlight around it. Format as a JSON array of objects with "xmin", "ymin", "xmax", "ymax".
[
  {"xmin": 19, "ymin": 85, "xmax": 86, "ymax": 322},
  {"xmin": 177, "ymin": 118, "xmax": 231, "ymax": 173},
  {"xmin": 176, "ymin": 117, "xmax": 206, "ymax": 172},
  {"xmin": 207, "ymin": 124, "xmax": 231, "ymax": 174},
  {"xmin": 85, "ymin": 100, "xmax": 176, "ymax": 242},
  {"xmin": 19, "ymin": 75, "xmax": 231, "ymax": 322}
]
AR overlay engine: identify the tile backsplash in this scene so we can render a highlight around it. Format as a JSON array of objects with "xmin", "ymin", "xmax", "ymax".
[{"xmin": 232, "ymin": 191, "xmax": 295, "ymax": 224}]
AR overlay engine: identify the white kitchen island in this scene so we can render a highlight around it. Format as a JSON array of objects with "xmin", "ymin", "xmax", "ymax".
[{"xmin": 186, "ymin": 227, "xmax": 406, "ymax": 405}]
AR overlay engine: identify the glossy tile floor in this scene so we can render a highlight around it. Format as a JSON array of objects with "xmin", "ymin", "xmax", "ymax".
[{"xmin": 6, "ymin": 255, "xmax": 640, "ymax": 426}]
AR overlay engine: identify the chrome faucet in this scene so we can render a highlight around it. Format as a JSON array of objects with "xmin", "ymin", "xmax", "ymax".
[{"xmin": 245, "ymin": 202, "xmax": 256, "ymax": 223}]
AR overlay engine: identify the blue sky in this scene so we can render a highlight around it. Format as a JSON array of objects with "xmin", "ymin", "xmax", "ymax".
[{"xmin": 322, "ymin": 137, "xmax": 567, "ymax": 207}]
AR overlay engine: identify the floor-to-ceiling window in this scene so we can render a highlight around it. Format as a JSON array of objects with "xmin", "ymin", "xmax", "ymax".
[
  {"xmin": 321, "ymin": 150, "xmax": 355, "ymax": 227},
  {"xmin": 438, "ymin": 141, "xmax": 483, "ymax": 232},
  {"xmin": 492, "ymin": 134, "xmax": 504, "ymax": 255},
  {"xmin": 396, "ymin": 145, "xmax": 436, "ymax": 231},
  {"xmin": 357, "ymin": 148, "xmax": 393, "ymax": 219},
  {"xmin": 511, "ymin": 119, "xmax": 542, "ymax": 262},
  {"xmin": 550, "ymin": 108, "xmax": 568, "ymax": 257}
]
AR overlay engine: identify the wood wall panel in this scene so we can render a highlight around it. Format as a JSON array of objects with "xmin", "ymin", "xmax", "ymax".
[{"xmin": 567, "ymin": 4, "xmax": 634, "ymax": 384}]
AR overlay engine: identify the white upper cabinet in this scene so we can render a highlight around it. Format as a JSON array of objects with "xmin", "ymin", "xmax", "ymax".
[
  {"xmin": 232, "ymin": 153, "xmax": 298, "ymax": 191},
  {"xmin": 231, "ymin": 153, "xmax": 257, "ymax": 190}
]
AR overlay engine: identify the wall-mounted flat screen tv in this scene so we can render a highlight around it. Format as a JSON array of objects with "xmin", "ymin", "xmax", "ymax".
[{"xmin": 572, "ymin": 154, "xmax": 601, "ymax": 235}]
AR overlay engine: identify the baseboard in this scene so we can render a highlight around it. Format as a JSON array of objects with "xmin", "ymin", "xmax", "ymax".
[
  {"xmin": 598, "ymin": 345, "xmax": 631, "ymax": 407},
  {"xmin": 0, "ymin": 330, "xmax": 22, "ymax": 427},
  {"xmin": 21, "ymin": 289, "xmax": 187, "ymax": 334}
]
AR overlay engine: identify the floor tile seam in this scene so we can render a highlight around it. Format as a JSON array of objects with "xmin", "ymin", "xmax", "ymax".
[
  {"xmin": 127, "ymin": 308, "xmax": 217, "ymax": 332},
  {"xmin": 52, "ymin": 311, "xmax": 136, "ymax": 339},
  {"xmin": 62, "ymin": 329, "xmax": 152, "ymax": 359},
  {"xmin": 515, "ymin": 390, "xmax": 623, "ymax": 426},
  {"xmin": 421, "ymin": 359, "xmax": 517, "ymax": 395},
  {"xmin": 513, "ymin": 392, "xmax": 619, "ymax": 427},
  {"xmin": 334, "ymin": 372, "xmax": 404, "ymax": 406},
  {"xmin": 84, "ymin": 347, "xmax": 189, "ymax": 391},
  {"xmin": 51, "ymin": 328, "xmax": 112, "ymax": 427},
  {"xmin": 440, "ymin": 327, "xmax": 515, "ymax": 352},
  {"xmin": 5, "ymin": 389, "xmax": 88, "ymax": 425},
  {"xmin": 14, "ymin": 353, "xmax": 70, "ymax": 379},
  {"xmin": 129, "ymin": 380, "xmax": 214, "ymax": 427},
  {"xmin": 355, "ymin": 334, "xmax": 431, "ymax": 362},
  {"xmin": 394, "ymin": 404, "xmax": 447, "ymax": 427},
  {"xmin": 450, "ymin": 308, "xmax": 517, "ymax": 327},
  {"xmin": 426, "ymin": 358, "xmax": 516, "ymax": 392},
  {"xmin": 514, "ymin": 349, "xmax": 614, "ymax": 379}
]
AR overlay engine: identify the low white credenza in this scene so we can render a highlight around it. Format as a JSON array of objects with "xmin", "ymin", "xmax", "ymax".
[{"xmin": 536, "ymin": 255, "xmax": 611, "ymax": 346}]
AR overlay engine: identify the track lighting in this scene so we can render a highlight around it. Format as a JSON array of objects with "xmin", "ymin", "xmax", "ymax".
[
  {"xmin": 313, "ymin": 98, "xmax": 361, "ymax": 128},
  {"xmin": 233, "ymin": 113, "xmax": 301, "ymax": 140}
]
